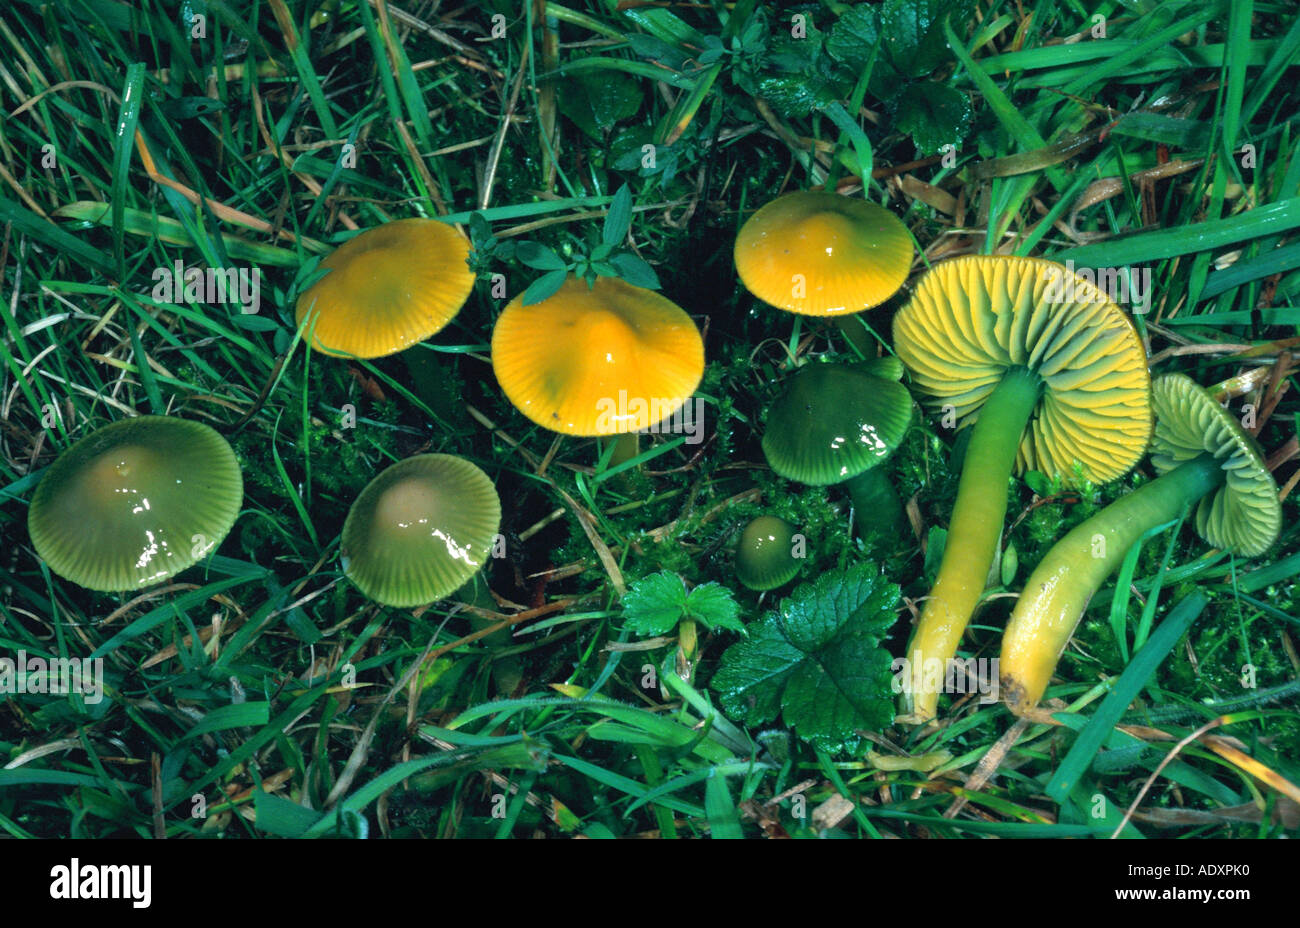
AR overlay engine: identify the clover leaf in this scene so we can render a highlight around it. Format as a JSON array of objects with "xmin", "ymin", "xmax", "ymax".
[{"xmin": 710, "ymin": 563, "xmax": 898, "ymax": 753}]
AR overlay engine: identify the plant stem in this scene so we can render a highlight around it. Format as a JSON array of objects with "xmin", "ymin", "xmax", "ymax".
[
  {"xmin": 906, "ymin": 366, "xmax": 1043, "ymax": 720},
  {"xmin": 845, "ymin": 466, "xmax": 903, "ymax": 536},
  {"xmin": 1000, "ymin": 453, "xmax": 1224, "ymax": 712}
]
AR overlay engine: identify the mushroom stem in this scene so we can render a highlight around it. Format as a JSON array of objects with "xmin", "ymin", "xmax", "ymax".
[
  {"xmin": 906, "ymin": 366, "xmax": 1043, "ymax": 720},
  {"xmin": 605, "ymin": 432, "xmax": 641, "ymax": 469},
  {"xmin": 1000, "ymin": 453, "xmax": 1224, "ymax": 713},
  {"xmin": 845, "ymin": 466, "xmax": 903, "ymax": 536},
  {"xmin": 835, "ymin": 314, "xmax": 876, "ymax": 357}
]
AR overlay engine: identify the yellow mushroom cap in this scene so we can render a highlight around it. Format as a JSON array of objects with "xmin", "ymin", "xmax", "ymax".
[
  {"xmin": 491, "ymin": 275, "xmax": 705, "ymax": 436},
  {"xmin": 734, "ymin": 191, "xmax": 913, "ymax": 316},
  {"xmin": 1150, "ymin": 373, "xmax": 1281, "ymax": 556},
  {"xmin": 893, "ymin": 255, "xmax": 1152, "ymax": 484},
  {"xmin": 295, "ymin": 218, "xmax": 475, "ymax": 359}
]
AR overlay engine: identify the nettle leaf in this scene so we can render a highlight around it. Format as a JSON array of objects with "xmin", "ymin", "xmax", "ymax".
[
  {"xmin": 825, "ymin": 3, "xmax": 899, "ymax": 98},
  {"xmin": 711, "ymin": 564, "xmax": 898, "ymax": 753},
  {"xmin": 765, "ymin": 13, "xmax": 825, "ymax": 73},
  {"xmin": 623, "ymin": 572, "xmax": 743, "ymax": 635},
  {"xmin": 754, "ymin": 74, "xmax": 838, "ymax": 119},
  {"xmin": 878, "ymin": 0, "xmax": 972, "ymax": 78},
  {"xmin": 556, "ymin": 71, "xmax": 642, "ymax": 139},
  {"xmin": 825, "ymin": 4, "xmax": 880, "ymax": 69},
  {"xmin": 893, "ymin": 82, "xmax": 972, "ymax": 155}
]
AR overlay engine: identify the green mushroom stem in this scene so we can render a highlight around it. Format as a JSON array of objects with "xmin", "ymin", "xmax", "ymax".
[
  {"xmin": 835, "ymin": 315, "xmax": 877, "ymax": 357},
  {"xmin": 906, "ymin": 365, "xmax": 1043, "ymax": 720},
  {"xmin": 844, "ymin": 466, "xmax": 903, "ymax": 535},
  {"xmin": 603, "ymin": 432, "xmax": 641, "ymax": 469},
  {"xmin": 456, "ymin": 572, "xmax": 525, "ymax": 695},
  {"xmin": 1001, "ymin": 453, "xmax": 1224, "ymax": 712}
]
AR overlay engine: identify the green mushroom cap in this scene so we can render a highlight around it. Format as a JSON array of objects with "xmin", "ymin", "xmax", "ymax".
[
  {"xmin": 762, "ymin": 362, "xmax": 912, "ymax": 485},
  {"xmin": 341, "ymin": 454, "xmax": 502, "ymax": 607},
  {"xmin": 27, "ymin": 416, "xmax": 243, "ymax": 591},
  {"xmin": 1150, "ymin": 373, "xmax": 1281, "ymax": 556},
  {"xmin": 735, "ymin": 515, "xmax": 801, "ymax": 591}
]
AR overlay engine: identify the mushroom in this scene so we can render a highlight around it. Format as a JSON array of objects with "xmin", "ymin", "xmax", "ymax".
[
  {"xmin": 340, "ymin": 454, "xmax": 502, "ymax": 608},
  {"xmin": 491, "ymin": 275, "xmax": 704, "ymax": 464},
  {"xmin": 734, "ymin": 191, "xmax": 913, "ymax": 317},
  {"xmin": 1000, "ymin": 373, "xmax": 1281, "ymax": 713},
  {"xmin": 761, "ymin": 357, "xmax": 912, "ymax": 535},
  {"xmin": 295, "ymin": 218, "xmax": 475, "ymax": 359},
  {"xmin": 892, "ymin": 255, "xmax": 1152, "ymax": 721},
  {"xmin": 735, "ymin": 515, "xmax": 802, "ymax": 591},
  {"xmin": 27, "ymin": 416, "xmax": 243, "ymax": 591}
]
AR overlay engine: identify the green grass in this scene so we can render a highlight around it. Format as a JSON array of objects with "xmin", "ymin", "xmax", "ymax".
[{"xmin": 0, "ymin": 0, "xmax": 1298, "ymax": 839}]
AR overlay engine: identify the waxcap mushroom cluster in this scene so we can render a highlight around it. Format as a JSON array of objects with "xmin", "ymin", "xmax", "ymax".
[{"xmin": 21, "ymin": 192, "xmax": 1285, "ymax": 719}]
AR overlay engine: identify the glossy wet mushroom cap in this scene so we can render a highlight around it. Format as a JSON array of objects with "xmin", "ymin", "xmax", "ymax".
[
  {"xmin": 734, "ymin": 191, "xmax": 913, "ymax": 316},
  {"xmin": 491, "ymin": 275, "xmax": 704, "ymax": 436},
  {"xmin": 341, "ymin": 454, "xmax": 502, "ymax": 608},
  {"xmin": 735, "ymin": 515, "xmax": 801, "ymax": 591},
  {"xmin": 27, "ymin": 416, "xmax": 243, "ymax": 591},
  {"xmin": 893, "ymin": 255, "xmax": 1153, "ymax": 484},
  {"xmin": 762, "ymin": 361, "xmax": 912, "ymax": 485},
  {"xmin": 295, "ymin": 218, "xmax": 475, "ymax": 359},
  {"xmin": 1149, "ymin": 373, "xmax": 1281, "ymax": 555}
]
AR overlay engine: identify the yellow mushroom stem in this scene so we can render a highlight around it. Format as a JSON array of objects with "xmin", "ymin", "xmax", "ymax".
[
  {"xmin": 1001, "ymin": 453, "xmax": 1224, "ymax": 713},
  {"xmin": 905, "ymin": 366, "xmax": 1043, "ymax": 721}
]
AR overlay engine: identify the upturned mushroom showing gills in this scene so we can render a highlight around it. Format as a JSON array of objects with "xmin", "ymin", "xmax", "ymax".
[
  {"xmin": 27, "ymin": 416, "xmax": 243, "ymax": 591},
  {"xmin": 1000, "ymin": 373, "xmax": 1282, "ymax": 713},
  {"xmin": 491, "ymin": 275, "xmax": 704, "ymax": 437},
  {"xmin": 734, "ymin": 190, "xmax": 913, "ymax": 316},
  {"xmin": 340, "ymin": 454, "xmax": 502, "ymax": 608},
  {"xmin": 761, "ymin": 357, "xmax": 912, "ymax": 534},
  {"xmin": 295, "ymin": 218, "xmax": 475, "ymax": 359},
  {"xmin": 892, "ymin": 255, "xmax": 1152, "ymax": 721},
  {"xmin": 735, "ymin": 515, "xmax": 801, "ymax": 591}
]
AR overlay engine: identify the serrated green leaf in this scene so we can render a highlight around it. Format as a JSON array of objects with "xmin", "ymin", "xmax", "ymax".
[
  {"xmin": 755, "ymin": 74, "xmax": 838, "ymax": 119},
  {"xmin": 826, "ymin": 5, "xmax": 881, "ymax": 69},
  {"xmin": 623, "ymin": 572, "xmax": 743, "ymax": 634},
  {"xmin": 556, "ymin": 71, "xmax": 642, "ymax": 139},
  {"xmin": 711, "ymin": 564, "xmax": 898, "ymax": 753},
  {"xmin": 879, "ymin": 0, "xmax": 971, "ymax": 78},
  {"xmin": 893, "ymin": 82, "xmax": 972, "ymax": 155},
  {"xmin": 623, "ymin": 571, "xmax": 689, "ymax": 635},
  {"xmin": 684, "ymin": 581, "xmax": 743, "ymax": 632}
]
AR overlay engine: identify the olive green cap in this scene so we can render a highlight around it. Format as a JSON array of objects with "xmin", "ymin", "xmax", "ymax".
[
  {"xmin": 27, "ymin": 416, "xmax": 243, "ymax": 591},
  {"xmin": 735, "ymin": 516, "xmax": 802, "ymax": 591},
  {"xmin": 341, "ymin": 455, "xmax": 502, "ymax": 607}
]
